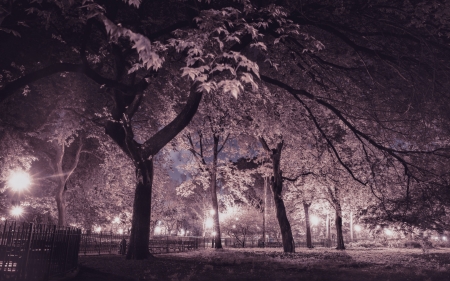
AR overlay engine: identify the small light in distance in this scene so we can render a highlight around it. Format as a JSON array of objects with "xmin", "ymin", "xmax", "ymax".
[
  {"xmin": 205, "ymin": 218, "xmax": 214, "ymax": 228},
  {"xmin": 384, "ymin": 229, "xmax": 393, "ymax": 236},
  {"xmin": 1, "ymin": 217, "xmax": 5, "ymax": 221},
  {"xmin": 310, "ymin": 215, "xmax": 320, "ymax": 226},
  {"xmin": 443, "ymin": 236, "xmax": 447, "ymax": 241},
  {"xmin": 154, "ymin": 226, "xmax": 161, "ymax": 235},
  {"xmin": 95, "ymin": 226, "xmax": 102, "ymax": 233},
  {"xmin": 233, "ymin": 225, "xmax": 236, "ymax": 229},
  {"xmin": 212, "ymin": 231, "xmax": 216, "ymax": 236},
  {"xmin": 8, "ymin": 171, "xmax": 31, "ymax": 192},
  {"xmin": 118, "ymin": 228, "xmax": 124, "ymax": 235},
  {"xmin": 180, "ymin": 229, "xmax": 185, "ymax": 235},
  {"xmin": 10, "ymin": 206, "xmax": 24, "ymax": 217},
  {"xmin": 210, "ymin": 209, "xmax": 215, "ymax": 215},
  {"xmin": 354, "ymin": 225, "xmax": 362, "ymax": 232},
  {"xmin": 113, "ymin": 217, "xmax": 120, "ymax": 224}
]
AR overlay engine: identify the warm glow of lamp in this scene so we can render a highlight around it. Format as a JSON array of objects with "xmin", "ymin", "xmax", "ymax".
[
  {"xmin": 113, "ymin": 217, "xmax": 120, "ymax": 224},
  {"xmin": 118, "ymin": 228, "xmax": 124, "ymax": 235},
  {"xmin": 154, "ymin": 226, "xmax": 161, "ymax": 235},
  {"xmin": 205, "ymin": 218, "xmax": 214, "ymax": 228},
  {"xmin": 10, "ymin": 206, "xmax": 23, "ymax": 217},
  {"xmin": 8, "ymin": 171, "xmax": 31, "ymax": 192},
  {"xmin": 384, "ymin": 229, "xmax": 393, "ymax": 236},
  {"xmin": 310, "ymin": 215, "xmax": 320, "ymax": 226},
  {"xmin": 354, "ymin": 225, "xmax": 362, "ymax": 232},
  {"xmin": 95, "ymin": 226, "xmax": 102, "ymax": 233},
  {"xmin": 210, "ymin": 209, "xmax": 216, "ymax": 215}
]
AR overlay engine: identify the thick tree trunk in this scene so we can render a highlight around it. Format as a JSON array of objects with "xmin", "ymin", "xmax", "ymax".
[
  {"xmin": 262, "ymin": 176, "xmax": 267, "ymax": 247},
  {"xmin": 55, "ymin": 183, "xmax": 67, "ymax": 226},
  {"xmin": 126, "ymin": 159, "xmax": 154, "ymax": 259},
  {"xmin": 260, "ymin": 139, "xmax": 295, "ymax": 253},
  {"xmin": 303, "ymin": 202, "xmax": 313, "ymax": 248},
  {"xmin": 335, "ymin": 208, "xmax": 345, "ymax": 250},
  {"xmin": 210, "ymin": 135, "xmax": 222, "ymax": 249}
]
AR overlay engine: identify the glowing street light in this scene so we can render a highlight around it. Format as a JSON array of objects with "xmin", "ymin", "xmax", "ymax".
[
  {"xmin": 205, "ymin": 218, "xmax": 214, "ymax": 228},
  {"xmin": 154, "ymin": 226, "xmax": 161, "ymax": 235},
  {"xmin": 8, "ymin": 171, "xmax": 31, "ymax": 192},
  {"xmin": 354, "ymin": 225, "xmax": 362, "ymax": 232},
  {"xmin": 113, "ymin": 217, "xmax": 120, "ymax": 224},
  {"xmin": 212, "ymin": 231, "xmax": 217, "ymax": 236},
  {"xmin": 95, "ymin": 226, "xmax": 102, "ymax": 233},
  {"xmin": 118, "ymin": 228, "xmax": 124, "ymax": 235},
  {"xmin": 210, "ymin": 209, "xmax": 216, "ymax": 215},
  {"xmin": 384, "ymin": 229, "xmax": 393, "ymax": 236},
  {"xmin": 10, "ymin": 206, "xmax": 24, "ymax": 217},
  {"xmin": 310, "ymin": 215, "xmax": 320, "ymax": 226}
]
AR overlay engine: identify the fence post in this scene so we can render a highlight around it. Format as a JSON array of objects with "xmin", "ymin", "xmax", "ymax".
[
  {"xmin": 166, "ymin": 236, "xmax": 169, "ymax": 253},
  {"xmin": 45, "ymin": 225, "xmax": 57, "ymax": 280},
  {"xmin": 99, "ymin": 232, "xmax": 102, "ymax": 255},
  {"xmin": 63, "ymin": 228, "xmax": 71, "ymax": 273},
  {"xmin": 109, "ymin": 232, "xmax": 112, "ymax": 254},
  {"xmin": 20, "ymin": 223, "xmax": 34, "ymax": 280}
]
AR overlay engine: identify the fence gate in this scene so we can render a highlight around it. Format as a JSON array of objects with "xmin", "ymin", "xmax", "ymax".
[{"xmin": 0, "ymin": 221, "xmax": 81, "ymax": 281}]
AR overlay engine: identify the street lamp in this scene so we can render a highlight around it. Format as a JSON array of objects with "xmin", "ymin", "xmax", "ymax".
[
  {"xmin": 354, "ymin": 225, "xmax": 362, "ymax": 232},
  {"xmin": 8, "ymin": 170, "xmax": 31, "ymax": 192},
  {"xmin": 205, "ymin": 218, "xmax": 214, "ymax": 229},
  {"xmin": 310, "ymin": 215, "xmax": 320, "ymax": 226},
  {"xmin": 210, "ymin": 209, "xmax": 216, "ymax": 215},
  {"xmin": 10, "ymin": 206, "xmax": 24, "ymax": 218}
]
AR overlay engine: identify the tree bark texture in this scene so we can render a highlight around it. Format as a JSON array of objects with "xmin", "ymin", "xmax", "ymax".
[
  {"xmin": 335, "ymin": 208, "xmax": 345, "ymax": 250},
  {"xmin": 54, "ymin": 137, "xmax": 83, "ymax": 226},
  {"xmin": 303, "ymin": 202, "xmax": 313, "ymax": 248},
  {"xmin": 210, "ymin": 135, "xmax": 223, "ymax": 248},
  {"xmin": 262, "ymin": 176, "xmax": 267, "ymax": 247},
  {"xmin": 126, "ymin": 159, "xmax": 154, "ymax": 259},
  {"xmin": 260, "ymin": 138, "xmax": 295, "ymax": 253},
  {"xmin": 105, "ymin": 84, "xmax": 203, "ymax": 260}
]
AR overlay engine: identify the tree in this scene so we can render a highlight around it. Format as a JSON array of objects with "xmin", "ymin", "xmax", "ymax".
[{"xmin": 2, "ymin": 0, "xmax": 450, "ymax": 256}]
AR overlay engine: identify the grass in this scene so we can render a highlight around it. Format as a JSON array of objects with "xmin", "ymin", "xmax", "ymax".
[{"xmin": 73, "ymin": 247, "xmax": 450, "ymax": 281}]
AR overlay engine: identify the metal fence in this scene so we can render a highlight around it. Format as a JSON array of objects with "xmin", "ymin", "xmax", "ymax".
[
  {"xmin": 80, "ymin": 233, "xmax": 203, "ymax": 255},
  {"xmin": 0, "ymin": 221, "xmax": 81, "ymax": 281}
]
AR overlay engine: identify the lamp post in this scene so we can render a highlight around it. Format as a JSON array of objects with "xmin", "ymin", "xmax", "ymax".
[
  {"xmin": 7, "ymin": 170, "xmax": 31, "ymax": 220},
  {"xmin": 310, "ymin": 215, "xmax": 320, "ymax": 245}
]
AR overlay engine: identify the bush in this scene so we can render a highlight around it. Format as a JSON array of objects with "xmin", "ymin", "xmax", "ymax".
[
  {"xmin": 347, "ymin": 241, "xmax": 384, "ymax": 248},
  {"xmin": 404, "ymin": 240, "xmax": 421, "ymax": 248}
]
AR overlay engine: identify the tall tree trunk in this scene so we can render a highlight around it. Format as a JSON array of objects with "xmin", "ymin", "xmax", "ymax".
[
  {"xmin": 350, "ymin": 210, "xmax": 354, "ymax": 242},
  {"xmin": 335, "ymin": 206, "xmax": 345, "ymax": 250},
  {"xmin": 210, "ymin": 135, "xmax": 222, "ymax": 249},
  {"xmin": 55, "ymin": 183, "xmax": 67, "ymax": 226},
  {"xmin": 54, "ymin": 137, "xmax": 83, "ymax": 226},
  {"xmin": 260, "ymin": 138, "xmax": 295, "ymax": 253},
  {"xmin": 262, "ymin": 176, "xmax": 267, "ymax": 247},
  {"xmin": 303, "ymin": 202, "xmax": 313, "ymax": 248},
  {"xmin": 126, "ymin": 159, "xmax": 153, "ymax": 259}
]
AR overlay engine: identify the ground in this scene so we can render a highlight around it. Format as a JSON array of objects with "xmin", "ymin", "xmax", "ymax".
[{"xmin": 74, "ymin": 248, "xmax": 450, "ymax": 281}]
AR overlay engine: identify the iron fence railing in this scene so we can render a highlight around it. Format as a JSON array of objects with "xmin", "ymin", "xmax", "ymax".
[
  {"xmin": 0, "ymin": 221, "xmax": 81, "ymax": 281},
  {"xmin": 79, "ymin": 233, "xmax": 203, "ymax": 255}
]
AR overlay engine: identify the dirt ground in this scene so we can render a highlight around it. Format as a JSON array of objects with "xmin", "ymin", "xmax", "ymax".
[{"xmin": 73, "ymin": 247, "xmax": 450, "ymax": 281}]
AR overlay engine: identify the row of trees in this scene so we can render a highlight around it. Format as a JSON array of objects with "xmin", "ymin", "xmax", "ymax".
[{"xmin": 1, "ymin": 0, "xmax": 450, "ymax": 259}]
